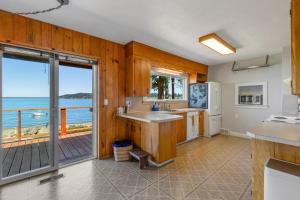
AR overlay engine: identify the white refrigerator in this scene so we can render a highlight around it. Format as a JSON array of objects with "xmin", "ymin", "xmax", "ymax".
[{"xmin": 189, "ymin": 82, "xmax": 221, "ymax": 137}]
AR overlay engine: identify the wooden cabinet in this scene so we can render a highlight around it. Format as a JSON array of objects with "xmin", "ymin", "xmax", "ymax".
[
  {"xmin": 141, "ymin": 121, "xmax": 177, "ymax": 164},
  {"xmin": 199, "ymin": 111, "xmax": 205, "ymax": 136},
  {"xmin": 125, "ymin": 41, "xmax": 208, "ymax": 97},
  {"xmin": 124, "ymin": 118, "xmax": 177, "ymax": 165},
  {"xmin": 190, "ymin": 73, "xmax": 207, "ymax": 84},
  {"xmin": 251, "ymin": 139, "xmax": 300, "ymax": 200},
  {"xmin": 126, "ymin": 56, "xmax": 151, "ymax": 97},
  {"xmin": 291, "ymin": 0, "xmax": 300, "ymax": 95},
  {"xmin": 126, "ymin": 120, "xmax": 142, "ymax": 148},
  {"xmin": 175, "ymin": 113, "xmax": 187, "ymax": 143},
  {"xmin": 174, "ymin": 111, "xmax": 205, "ymax": 143}
]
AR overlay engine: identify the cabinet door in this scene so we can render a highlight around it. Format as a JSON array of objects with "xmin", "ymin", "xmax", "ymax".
[
  {"xmin": 176, "ymin": 113, "xmax": 187, "ymax": 143},
  {"xmin": 199, "ymin": 111, "xmax": 205, "ymax": 136},
  {"xmin": 291, "ymin": 0, "xmax": 300, "ymax": 95},
  {"xmin": 134, "ymin": 57, "xmax": 151, "ymax": 96},
  {"xmin": 128, "ymin": 120, "xmax": 141, "ymax": 148},
  {"xmin": 125, "ymin": 56, "xmax": 135, "ymax": 96}
]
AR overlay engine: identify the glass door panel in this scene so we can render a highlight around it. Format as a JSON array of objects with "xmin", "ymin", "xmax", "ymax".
[
  {"xmin": 58, "ymin": 64, "xmax": 94, "ymax": 165},
  {"xmin": 1, "ymin": 52, "xmax": 53, "ymax": 180}
]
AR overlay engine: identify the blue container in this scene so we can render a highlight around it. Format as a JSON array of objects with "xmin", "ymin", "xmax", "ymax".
[
  {"xmin": 152, "ymin": 107, "xmax": 160, "ymax": 111},
  {"xmin": 113, "ymin": 140, "xmax": 132, "ymax": 148}
]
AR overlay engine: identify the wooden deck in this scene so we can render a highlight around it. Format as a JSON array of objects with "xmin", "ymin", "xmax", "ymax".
[{"xmin": 1, "ymin": 133, "xmax": 92, "ymax": 178}]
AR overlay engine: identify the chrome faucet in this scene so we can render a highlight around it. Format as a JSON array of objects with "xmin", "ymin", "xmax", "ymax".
[{"xmin": 161, "ymin": 102, "xmax": 171, "ymax": 111}]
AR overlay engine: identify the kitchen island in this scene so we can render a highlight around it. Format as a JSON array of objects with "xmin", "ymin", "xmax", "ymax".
[
  {"xmin": 118, "ymin": 112, "xmax": 183, "ymax": 166},
  {"xmin": 247, "ymin": 121, "xmax": 300, "ymax": 200}
]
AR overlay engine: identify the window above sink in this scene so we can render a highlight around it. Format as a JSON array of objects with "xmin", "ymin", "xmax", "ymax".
[{"xmin": 143, "ymin": 68, "xmax": 188, "ymax": 102}]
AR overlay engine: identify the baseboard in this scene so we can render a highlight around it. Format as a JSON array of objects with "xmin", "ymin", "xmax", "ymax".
[
  {"xmin": 221, "ymin": 129, "xmax": 251, "ymax": 139},
  {"xmin": 148, "ymin": 159, "xmax": 174, "ymax": 167}
]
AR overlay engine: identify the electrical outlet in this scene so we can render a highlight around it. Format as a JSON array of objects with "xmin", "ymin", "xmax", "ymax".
[
  {"xmin": 126, "ymin": 100, "xmax": 131, "ymax": 107},
  {"xmin": 234, "ymin": 113, "xmax": 239, "ymax": 119}
]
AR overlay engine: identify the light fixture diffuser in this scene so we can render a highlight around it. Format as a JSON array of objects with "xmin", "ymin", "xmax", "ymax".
[{"xmin": 199, "ymin": 33, "xmax": 236, "ymax": 55}]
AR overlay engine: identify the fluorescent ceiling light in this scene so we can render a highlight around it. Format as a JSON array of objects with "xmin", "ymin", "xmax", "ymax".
[
  {"xmin": 152, "ymin": 67, "xmax": 185, "ymax": 76},
  {"xmin": 247, "ymin": 66, "xmax": 259, "ymax": 69},
  {"xmin": 199, "ymin": 33, "xmax": 236, "ymax": 55}
]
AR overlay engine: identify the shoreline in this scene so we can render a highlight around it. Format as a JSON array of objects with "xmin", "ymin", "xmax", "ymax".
[{"xmin": 2, "ymin": 122, "xmax": 92, "ymax": 138}]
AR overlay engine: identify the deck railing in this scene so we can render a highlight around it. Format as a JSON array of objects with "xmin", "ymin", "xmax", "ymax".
[{"xmin": 2, "ymin": 106, "xmax": 93, "ymax": 142}]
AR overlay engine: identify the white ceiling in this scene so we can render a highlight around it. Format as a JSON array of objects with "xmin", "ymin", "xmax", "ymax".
[{"xmin": 0, "ymin": 0, "xmax": 291, "ymax": 65}]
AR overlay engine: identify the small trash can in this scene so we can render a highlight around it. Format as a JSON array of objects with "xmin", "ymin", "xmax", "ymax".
[{"xmin": 113, "ymin": 140, "xmax": 133, "ymax": 161}]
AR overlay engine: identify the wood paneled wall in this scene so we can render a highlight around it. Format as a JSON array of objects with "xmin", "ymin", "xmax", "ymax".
[{"xmin": 0, "ymin": 10, "xmax": 126, "ymax": 158}]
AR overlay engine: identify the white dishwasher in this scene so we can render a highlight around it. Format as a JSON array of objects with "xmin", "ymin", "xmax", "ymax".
[
  {"xmin": 265, "ymin": 158, "xmax": 300, "ymax": 200},
  {"xmin": 187, "ymin": 111, "xmax": 199, "ymax": 140}
]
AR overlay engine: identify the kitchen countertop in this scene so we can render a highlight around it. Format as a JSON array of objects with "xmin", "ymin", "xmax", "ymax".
[
  {"xmin": 117, "ymin": 111, "xmax": 183, "ymax": 123},
  {"xmin": 153, "ymin": 108, "xmax": 205, "ymax": 114},
  {"xmin": 246, "ymin": 121, "xmax": 300, "ymax": 147}
]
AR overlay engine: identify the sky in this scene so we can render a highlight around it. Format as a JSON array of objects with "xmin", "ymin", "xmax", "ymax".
[{"xmin": 2, "ymin": 57, "xmax": 92, "ymax": 97}]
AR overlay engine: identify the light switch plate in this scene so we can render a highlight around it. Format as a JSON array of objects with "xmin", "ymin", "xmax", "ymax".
[{"xmin": 104, "ymin": 99, "xmax": 108, "ymax": 106}]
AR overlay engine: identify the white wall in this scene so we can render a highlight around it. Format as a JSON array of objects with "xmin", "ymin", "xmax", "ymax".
[
  {"xmin": 208, "ymin": 54, "xmax": 285, "ymax": 134},
  {"xmin": 282, "ymin": 46, "xmax": 292, "ymax": 95}
]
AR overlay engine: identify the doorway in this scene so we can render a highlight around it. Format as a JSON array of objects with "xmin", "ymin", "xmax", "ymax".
[
  {"xmin": 58, "ymin": 63, "xmax": 96, "ymax": 165},
  {"xmin": 0, "ymin": 45, "xmax": 98, "ymax": 185}
]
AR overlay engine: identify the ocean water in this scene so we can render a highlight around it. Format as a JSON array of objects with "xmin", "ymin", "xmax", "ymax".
[{"xmin": 2, "ymin": 97, "xmax": 92, "ymax": 129}]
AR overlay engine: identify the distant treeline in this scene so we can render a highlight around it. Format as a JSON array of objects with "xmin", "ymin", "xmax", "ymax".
[{"xmin": 59, "ymin": 93, "xmax": 92, "ymax": 99}]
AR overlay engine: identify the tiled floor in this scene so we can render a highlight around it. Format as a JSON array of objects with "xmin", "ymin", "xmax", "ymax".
[{"xmin": 0, "ymin": 135, "xmax": 252, "ymax": 200}]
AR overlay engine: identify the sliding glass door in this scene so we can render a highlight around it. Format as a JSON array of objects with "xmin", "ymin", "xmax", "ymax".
[
  {"xmin": 0, "ymin": 47, "xmax": 57, "ymax": 184},
  {"xmin": 0, "ymin": 45, "xmax": 97, "ymax": 185}
]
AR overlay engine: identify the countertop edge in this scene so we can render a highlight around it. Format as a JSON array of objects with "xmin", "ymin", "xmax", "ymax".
[
  {"xmin": 246, "ymin": 131, "xmax": 300, "ymax": 147},
  {"xmin": 117, "ymin": 114, "xmax": 183, "ymax": 123}
]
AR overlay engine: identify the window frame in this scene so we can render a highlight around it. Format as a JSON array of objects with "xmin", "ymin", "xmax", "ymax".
[
  {"xmin": 234, "ymin": 81, "xmax": 269, "ymax": 109},
  {"xmin": 143, "ymin": 69, "xmax": 188, "ymax": 102}
]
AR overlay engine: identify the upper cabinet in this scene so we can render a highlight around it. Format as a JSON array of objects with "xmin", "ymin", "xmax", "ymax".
[
  {"xmin": 126, "ymin": 56, "xmax": 151, "ymax": 97},
  {"xmin": 291, "ymin": 0, "xmax": 300, "ymax": 95},
  {"xmin": 125, "ymin": 41, "xmax": 208, "ymax": 97}
]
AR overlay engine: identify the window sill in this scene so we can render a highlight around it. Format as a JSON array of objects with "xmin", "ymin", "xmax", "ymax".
[
  {"xmin": 142, "ymin": 98, "xmax": 188, "ymax": 104},
  {"xmin": 235, "ymin": 104, "xmax": 269, "ymax": 109}
]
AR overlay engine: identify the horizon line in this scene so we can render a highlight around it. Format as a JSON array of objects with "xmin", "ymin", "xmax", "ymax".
[{"xmin": 3, "ymin": 93, "xmax": 92, "ymax": 98}]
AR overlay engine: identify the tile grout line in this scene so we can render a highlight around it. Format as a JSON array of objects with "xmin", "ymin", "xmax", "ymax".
[
  {"xmin": 96, "ymin": 136, "xmax": 250, "ymax": 200},
  {"xmin": 132, "ymin": 138, "xmax": 219, "ymax": 199},
  {"xmin": 97, "ymin": 162, "xmax": 175, "ymax": 200},
  {"xmin": 123, "ymin": 140, "xmax": 220, "ymax": 200},
  {"xmin": 94, "ymin": 165, "xmax": 129, "ymax": 200},
  {"xmin": 183, "ymin": 143, "xmax": 250, "ymax": 200},
  {"xmin": 238, "ymin": 179, "xmax": 252, "ymax": 200},
  {"xmin": 151, "ymin": 138, "xmax": 249, "ymax": 200},
  {"xmin": 125, "ymin": 163, "xmax": 180, "ymax": 200},
  {"xmin": 167, "ymin": 137, "xmax": 250, "ymax": 200}
]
